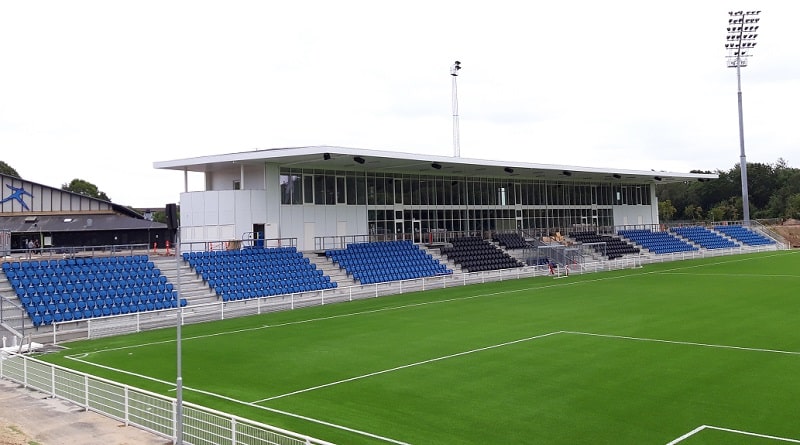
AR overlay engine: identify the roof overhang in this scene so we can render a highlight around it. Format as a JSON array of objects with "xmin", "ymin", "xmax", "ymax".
[
  {"xmin": 0, "ymin": 213, "xmax": 167, "ymax": 233},
  {"xmin": 154, "ymin": 145, "xmax": 717, "ymax": 184}
]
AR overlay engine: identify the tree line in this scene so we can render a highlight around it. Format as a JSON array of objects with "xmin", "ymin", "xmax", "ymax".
[{"xmin": 656, "ymin": 159, "xmax": 800, "ymax": 222}]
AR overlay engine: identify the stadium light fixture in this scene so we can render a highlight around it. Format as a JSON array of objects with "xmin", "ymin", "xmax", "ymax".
[
  {"xmin": 431, "ymin": 162, "xmax": 442, "ymax": 170},
  {"xmin": 353, "ymin": 156, "xmax": 365, "ymax": 164},
  {"xmin": 451, "ymin": 60, "xmax": 462, "ymax": 158},
  {"xmin": 726, "ymin": 10, "xmax": 761, "ymax": 224}
]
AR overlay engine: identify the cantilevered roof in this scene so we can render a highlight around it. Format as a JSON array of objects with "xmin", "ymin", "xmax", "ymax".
[{"xmin": 154, "ymin": 145, "xmax": 717, "ymax": 184}]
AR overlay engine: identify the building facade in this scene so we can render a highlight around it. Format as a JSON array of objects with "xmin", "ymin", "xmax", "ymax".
[
  {"xmin": 155, "ymin": 146, "xmax": 716, "ymax": 251},
  {"xmin": 0, "ymin": 173, "xmax": 169, "ymax": 252}
]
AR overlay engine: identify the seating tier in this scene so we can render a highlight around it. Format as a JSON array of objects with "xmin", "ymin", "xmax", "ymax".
[
  {"xmin": 2, "ymin": 255, "xmax": 186, "ymax": 327},
  {"xmin": 327, "ymin": 240, "xmax": 451, "ymax": 285}
]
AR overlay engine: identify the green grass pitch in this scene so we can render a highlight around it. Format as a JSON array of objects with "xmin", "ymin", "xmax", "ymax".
[{"xmin": 43, "ymin": 250, "xmax": 800, "ymax": 444}]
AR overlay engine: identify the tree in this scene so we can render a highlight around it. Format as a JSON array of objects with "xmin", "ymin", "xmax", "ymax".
[
  {"xmin": 152, "ymin": 210, "xmax": 168, "ymax": 224},
  {"xmin": 62, "ymin": 178, "xmax": 111, "ymax": 201},
  {"xmin": 0, "ymin": 161, "xmax": 20, "ymax": 178},
  {"xmin": 786, "ymin": 193, "xmax": 800, "ymax": 220},
  {"xmin": 658, "ymin": 199, "xmax": 677, "ymax": 221},
  {"xmin": 683, "ymin": 204, "xmax": 704, "ymax": 221}
]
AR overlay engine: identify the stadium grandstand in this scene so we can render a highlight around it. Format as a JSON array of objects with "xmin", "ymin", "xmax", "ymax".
[
  {"xmin": 0, "ymin": 145, "xmax": 790, "ymax": 445},
  {"xmin": 0, "ymin": 146, "xmax": 788, "ymax": 345}
]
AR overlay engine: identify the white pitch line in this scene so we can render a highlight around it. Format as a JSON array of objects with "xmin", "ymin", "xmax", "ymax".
[
  {"xmin": 705, "ymin": 425, "xmax": 800, "ymax": 443},
  {"xmin": 65, "ymin": 354, "xmax": 411, "ymax": 444},
  {"xmin": 252, "ymin": 331, "xmax": 564, "ymax": 403},
  {"xmin": 657, "ymin": 272, "xmax": 800, "ymax": 279},
  {"xmin": 69, "ymin": 251, "xmax": 794, "ymax": 359},
  {"xmin": 665, "ymin": 425, "xmax": 707, "ymax": 445},
  {"xmin": 565, "ymin": 331, "xmax": 800, "ymax": 356},
  {"xmin": 64, "ymin": 269, "xmax": 627, "ymax": 359}
]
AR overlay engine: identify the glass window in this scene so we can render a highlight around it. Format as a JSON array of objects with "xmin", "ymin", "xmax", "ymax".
[
  {"xmin": 367, "ymin": 176, "xmax": 376, "ymax": 205},
  {"xmin": 394, "ymin": 178, "xmax": 403, "ymax": 205},
  {"xmin": 280, "ymin": 174, "xmax": 290, "ymax": 205},
  {"xmin": 346, "ymin": 176, "xmax": 356, "ymax": 205},
  {"xmin": 280, "ymin": 174, "xmax": 303, "ymax": 205},
  {"xmin": 325, "ymin": 175, "xmax": 336, "ymax": 205},
  {"xmin": 314, "ymin": 174, "xmax": 326, "ymax": 205},
  {"xmin": 356, "ymin": 175, "xmax": 366, "ymax": 205},
  {"xmin": 303, "ymin": 175, "xmax": 314, "ymax": 204}
]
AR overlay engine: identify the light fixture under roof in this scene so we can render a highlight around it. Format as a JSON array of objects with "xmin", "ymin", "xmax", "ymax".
[
  {"xmin": 612, "ymin": 174, "xmax": 622, "ymax": 179},
  {"xmin": 431, "ymin": 163, "xmax": 442, "ymax": 170},
  {"xmin": 504, "ymin": 167, "xmax": 514, "ymax": 174},
  {"xmin": 353, "ymin": 156, "xmax": 365, "ymax": 164}
]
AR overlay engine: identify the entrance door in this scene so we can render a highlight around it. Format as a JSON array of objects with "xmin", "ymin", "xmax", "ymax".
[
  {"xmin": 394, "ymin": 209, "xmax": 404, "ymax": 241},
  {"xmin": 253, "ymin": 223, "xmax": 265, "ymax": 247},
  {"xmin": 412, "ymin": 220, "xmax": 422, "ymax": 244},
  {"xmin": 394, "ymin": 220, "xmax": 404, "ymax": 241}
]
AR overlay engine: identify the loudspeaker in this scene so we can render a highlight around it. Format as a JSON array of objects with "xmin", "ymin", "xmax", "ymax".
[{"xmin": 166, "ymin": 203, "xmax": 178, "ymax": 231}]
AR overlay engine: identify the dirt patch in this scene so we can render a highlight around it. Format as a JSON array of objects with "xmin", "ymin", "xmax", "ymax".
[
  {"xmin": 771, "ymin": 221, "xmax": 800, "ymax": 248},
  {"xmin": 0, "ymin": 379, "xmax": 169, "ymax": 445}
]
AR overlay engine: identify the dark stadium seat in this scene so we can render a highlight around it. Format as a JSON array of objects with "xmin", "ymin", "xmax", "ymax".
[
  {"xmin": 570, "ymin": 231, "xmax": 640, "ymax": 259},
  {"xmin": 440, "ymin": 237, "xmax": 523, "ymax": 273}
]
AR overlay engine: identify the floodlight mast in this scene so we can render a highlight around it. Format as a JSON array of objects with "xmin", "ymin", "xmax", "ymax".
[
  {"xmin": 725, "ymin": 10, "xmax": 761, "ymax": 224},
  {"xmin": 175, "ymin": 229, "xmax": 183, "ymax": 444},
  {"xmin": 451, "ymin": 60, "xmax": 461, "ymax": 157}
]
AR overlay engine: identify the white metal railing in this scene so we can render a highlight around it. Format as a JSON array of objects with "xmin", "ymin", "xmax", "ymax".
[
  {"xmin": 1, "ymin": 242, "xmax": 784, "ymax": 444},
  {"xmin": 0, "ymin": 351, "xmax": 334, "ymax": 445},
  {"xmin": 11, "ymin": 242, "xmax": 785, "ymax": 345}
]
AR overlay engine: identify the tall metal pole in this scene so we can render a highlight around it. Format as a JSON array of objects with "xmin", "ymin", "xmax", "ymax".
[
  {"xmin": 450, "ymin": 60, "xmax": 461, "ymax": 157},
  {"xmin": 735, "ymin": 62, "xmax": 750, "ymax": 224},
  {"xmin": 175, "ymin": 228, "xmax": 183, "ymax": 445},
  {"xmin": 726, "ymin": 10, "xmax": 760, "ymax": 224}
]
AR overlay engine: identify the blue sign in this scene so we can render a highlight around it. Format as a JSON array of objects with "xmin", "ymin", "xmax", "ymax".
[{"xmin": 1, "ymin": 184, "xmax": 33, "ymax": 210}]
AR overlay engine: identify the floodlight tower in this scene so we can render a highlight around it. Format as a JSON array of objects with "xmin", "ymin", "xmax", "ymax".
[
  {"xmin": 725, "ymin": 10, "xmax": 761, "ymax": 224},
  {"xmin": 451, "ymin": 60, "xmax": 462, "ymax": 157}
]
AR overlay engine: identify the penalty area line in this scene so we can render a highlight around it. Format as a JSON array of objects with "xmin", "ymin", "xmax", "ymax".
[
  {"xmin": 565, "ymin": 331, "xmax": 800, "ymax": 356},
  {"xmin": 665, "ymin": 425, "xmax": 800, "ymax": 444},
  {"xmin": 253, "ymin": 331, "xmax": 564, "ymax": 404}
]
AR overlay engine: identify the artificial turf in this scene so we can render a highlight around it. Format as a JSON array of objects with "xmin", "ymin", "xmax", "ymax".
[{"xmin": 42, "ymin": 250, "xmax": 800, "ymax": 444}]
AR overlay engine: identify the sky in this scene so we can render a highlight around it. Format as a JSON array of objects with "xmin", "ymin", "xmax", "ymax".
[{"xmin": 1, "ymin": 1, "xmax": 798, "ymax": 208}]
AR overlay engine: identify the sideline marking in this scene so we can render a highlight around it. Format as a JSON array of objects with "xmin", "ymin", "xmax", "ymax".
[
  {"xmin": 66, "ymin": 250, "xmax": 796, "ymax": 358},
  {"xmin": 253, "ymin": 329, "xmax": 800, "ymax": 405},
  {"xmin": 60, "ymin": 251, "xmax": 800, "ymax": 442},
  {"xmin": 252, "ymin": 331, "xmax": 563, "ymax": 403},
  {"xmin": 63, "ymin": 357, "xmax": 411, "ymax": 445},
  {"xmin": 63, "ymin": 268, "xmax": 635, "ymax": 358},
  {"xmin": 565, "ymin": 331, "xmax": 800, "ymax": 356},
  {"xmin": 666, "ymin": 425, "xmax": 800, "ymax": 444}
]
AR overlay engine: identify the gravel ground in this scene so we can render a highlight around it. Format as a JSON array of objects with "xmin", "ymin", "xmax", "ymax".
[{"xmin": 0, "ymin": 379, "xmax": 170, "ymax": 445}]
